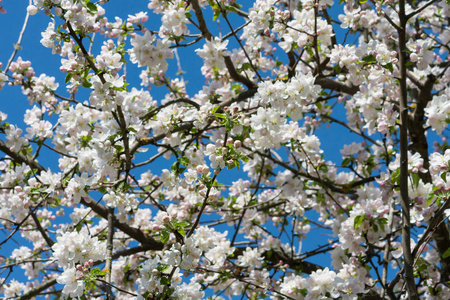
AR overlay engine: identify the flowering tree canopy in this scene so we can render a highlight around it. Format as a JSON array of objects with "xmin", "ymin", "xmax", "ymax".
[{"xmin": 1, "ymin": 0, "xmax": 450, "ymax": 299}]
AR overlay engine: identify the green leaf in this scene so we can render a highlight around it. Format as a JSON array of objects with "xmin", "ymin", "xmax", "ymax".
[
  {"xmin": 160, "ymin": 276, "xmax": 170, "ymax": 286},
  {"xmin": 82, "ymin": 80, "xmax": 92, "ymax": 89},
  {"xmin": 378, "ymin": 217, "xmax": 388, "ymax": 224},
  {"xmin": 241, "ymin": 154, "xmax": 249, "ymax": 163},
  {"xmin": 334, "ymin": 64, "xmax": 342, "ymax": 74},
  {"xmin": 342, "ymin": 158, "xmax": 351, "ymax": 167},
  {"xmin": 384, "ymin": 63, "xmax": 394, "ymax": 73},
  {"xmin": 299, "ymin": 288, "xmax": 308, "ymax": 297},
  {"xmin": 86, "ymin": 2, "xmax": 98, "ymax": 14},
  {"xmin": 171, "ymin": 161, "xmax": 178, "ymax": 173},
  {"xmin": 65, "ymin": 73, "xmax": 73, "ymax": 84},
  {"xmin": 177, "ymin": 228, "xmax": 186, "ymax": 236},
  {"xmin": 411, "ymin": 172, "xmax": 420, "ymax": 188},
  {"xmin": 211, "ymin": 106, "xmax": 220, "ymax": 114},
  {"xmin": 362, "ymin": 55, "xmax": 376, "ymax": 64},
  {"xmin": 213, "ymin": 10, "xmax": 220, "ymax": 21},
  {"xmin": 91, "ymin": 267, "xmax": 107, "ymax": 276},
  {"xmin": 227, "ymin": 161, "xmax": 236, "ymax": 169},
  {"xmin": 225, "ymin": 120, "xmax": 233, "ymax": 131},
  {"xmin": 178, "ymin": 156, "xmax": 190, "ymax": 166},
  {"xmin": 354, "ymin": 215, "xmax": 365, "ymax": 229},
  {"xmin": 160, "ymin": 231, "xmax": 170, "ymax": 243},
  {"xmin": 158, "ymin": 264, "xmax": 170, "ymax": 272},
  {"xmin": 373, "ymin": 224, "xmax": 378, "ymax": 232},
  {"xmin": 113, "ymin": 145, "xmax": 124, "ymax": 152},
  {"xmin": 213, "ymin": 113, "xmax": 226, "ymax": 120},
  {"xmin": 444, "ymin": 247, "xmax": 450, "ymax": 258},
  {"xmin": 176, "ymin": 221, "xmax": 190, "ymax": 227},
  {"xmin": 391, "ymin": 169, "xmax": 400, "ymax": 185},
  {"xmin": 427, "ymin": 191, "xmax": 435, "ymax": 206}
]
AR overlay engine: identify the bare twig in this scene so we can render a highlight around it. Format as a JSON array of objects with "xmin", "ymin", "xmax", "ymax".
[{"xmin": 5, "ymin": 0, "xmax": 31, "ymax": 72}]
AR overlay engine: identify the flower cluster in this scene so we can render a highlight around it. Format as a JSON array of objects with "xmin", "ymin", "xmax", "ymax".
[
  {"xmin": 128, "ymin": 30, "xmax": 173, "ymax": 76},
  {"xmin": 425, "ymin": 87, "xmax": 450, "ymax": 135}
]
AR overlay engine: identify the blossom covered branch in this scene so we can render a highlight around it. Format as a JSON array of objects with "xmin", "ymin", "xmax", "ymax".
[{"xmin": 1, "ymin": 0, "xmax": 450, "ymax": 299}]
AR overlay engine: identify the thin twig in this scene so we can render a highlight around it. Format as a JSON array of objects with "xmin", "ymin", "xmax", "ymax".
[{"xmin": 5, "ymin": 0, "xmax": 31, "ymax": 72}]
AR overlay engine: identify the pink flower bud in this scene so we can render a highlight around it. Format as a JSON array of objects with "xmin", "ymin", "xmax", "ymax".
[
  {"xmin": 27, "ymin": 5, "xmax": 38, "ymax": 15},
  {"xmin": 196, "ymin": 165, "xmax": 203, "ymax": 174},
  {"xmin": 54, "ymin": 7, "xmax": 62, "ymax": 16},
  {"xmin": 20, "ymin": 61, "xmax": 31, "ymax": 68},
  {"xmin": 202, "ymin": 166, "xmax": 209, "ymax": 175}
]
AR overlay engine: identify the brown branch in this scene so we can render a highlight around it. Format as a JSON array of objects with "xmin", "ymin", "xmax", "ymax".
[
  {"xmin": 223, "ymin": 56, "xmax": 257, "ymax": 88},
  {"xmin": 18, "ymin": 277, "xmax": 58, "ymax": 300},
  {"xmin": 406, "ymin": 0, "xmax": 438, "ymax": 20},
  {"xmin": 190, "ymin": 0, "xmax": 256, "ymax": 88},
  {"xmin": 105, "ymin": 206, "xmax": 115, "ymax": 300},
  {"xmin": 17, "ymin": 244, "xmax": 158, "ymax": 300},
  {"xmin": 30, "ymin": 211, "xmax": 54, "ymax": 248},
  {"xmin": 397, "ymin": 0, "xmax": 418, "ymax": 296},
  {"xmin": 140, "ymin": 98, "xmax": 200, "ymax": 122},
  {"xmin": 314, "ymin": 76, "xmax": 359, "ymax": 95},
  {"xmin": 215, "ymin": 0, "xmax": 262, "ymax": 82},
  {"xmin": 190, "ymin": 0, "xmax": 213, "ymax": 40},
  {"xmin": 187, "ymin": 173, "xmax": 219, "ymax": 238},
  {"xmin": 232, "ymin": 247, "xmax": 321, "ymax": 275},
  {"xmin": 253, "ymin": 148, "xmax": 376, "ymax": 195},
  {"xmin": 114, "ymin": 107, "xmax": 131, "ymax": 174},
  {"xmin": 80, "ymin": 198, "xmax": 163, "ymax": 249},
  {"xmin": 322, "ymin": 114, "xmax": 381, "ymax": 146},
  {"xmin": 0, "ymin": 140, "xmax": 45, "ymax": 173}
]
